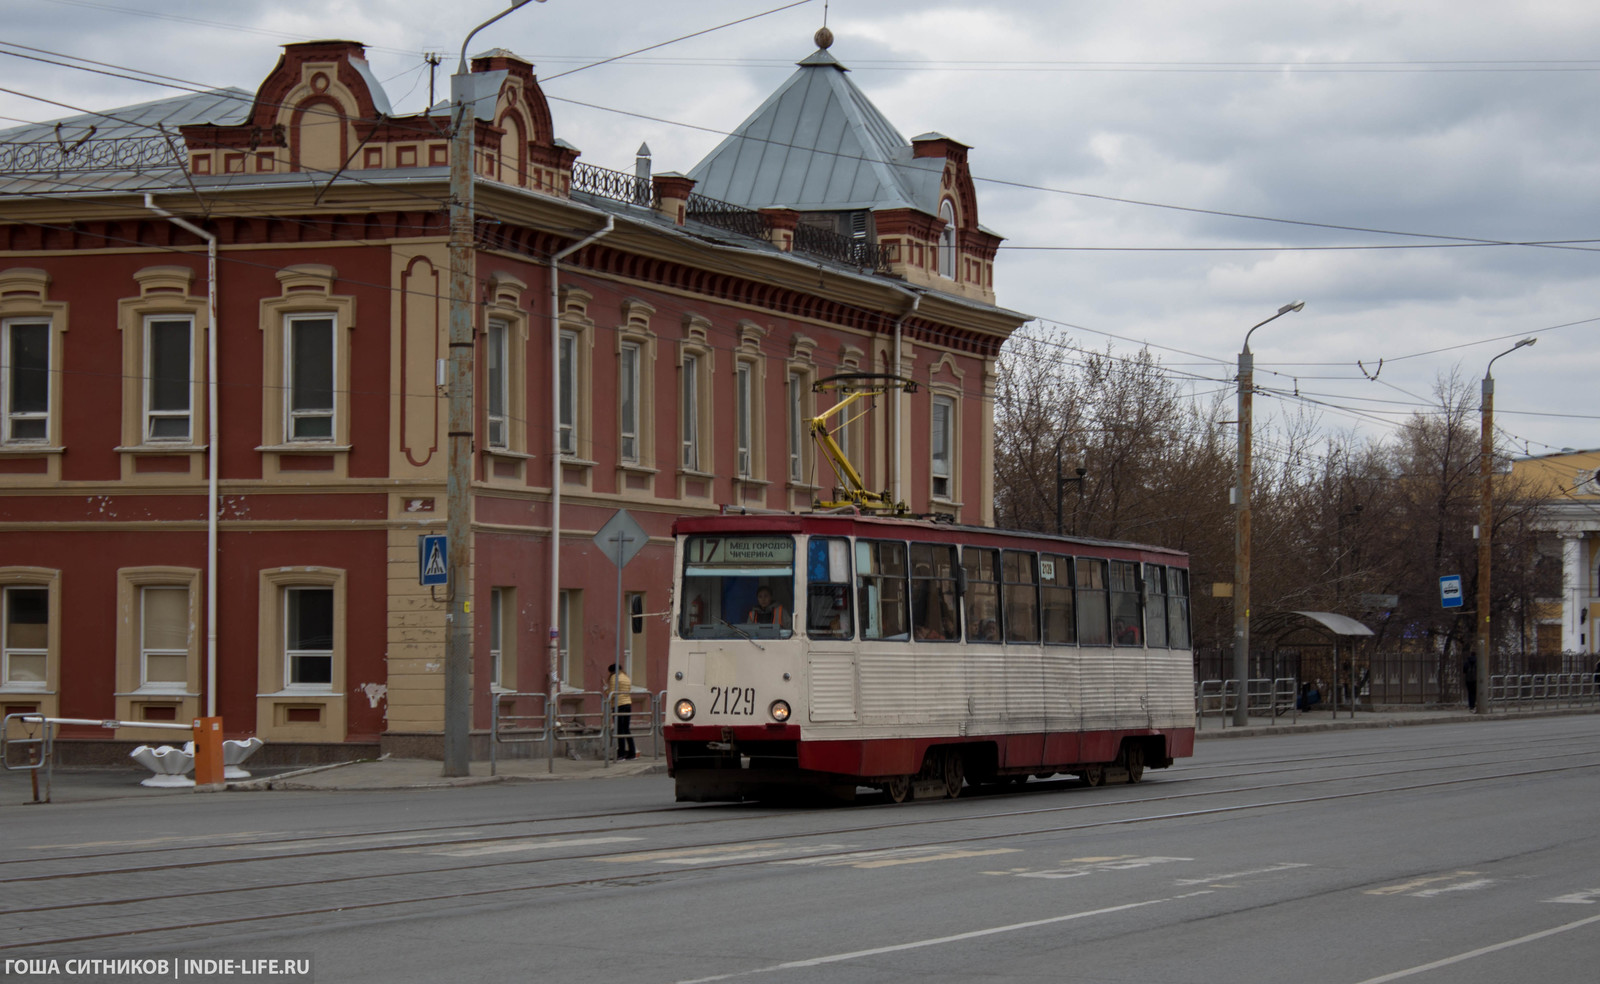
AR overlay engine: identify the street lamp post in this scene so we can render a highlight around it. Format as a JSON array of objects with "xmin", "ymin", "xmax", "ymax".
[
  {"xmin": 1233, "ymin": 300, "xmax": 1304, "ymax": 727},
  {"xmin": 1476, "ymin": 337, "xmax": 1536, "ymax": 715},
  {"xmin": 443, "ymin": 0, "xmax": 546, "ymax": 777}
]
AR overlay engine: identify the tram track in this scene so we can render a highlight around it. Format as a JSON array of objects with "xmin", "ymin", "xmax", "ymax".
[
  {"xmin": 1, "ymin": 730, "xmax": 1587, "ymax": 879},
  {"xmin": 4, "ymin": 747, "xmax": 1596, "ymax": 950}
]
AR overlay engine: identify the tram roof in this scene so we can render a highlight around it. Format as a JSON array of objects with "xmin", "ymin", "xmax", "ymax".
[{"xmin": 672, "ymin": 512, "xmax": 1188, "ymax": 563}]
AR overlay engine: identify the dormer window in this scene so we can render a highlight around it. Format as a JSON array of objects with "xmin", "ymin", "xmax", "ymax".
[{"xmin": 938, "ymin": 200, "xmax": 957, "ymax": 280}]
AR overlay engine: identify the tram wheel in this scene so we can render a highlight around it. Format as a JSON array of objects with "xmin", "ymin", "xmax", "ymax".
[
  {"xmin": 1080, "ymin": 764, "xmax": 1106, "ymax": 787},
  {"xmin": 1124, "ymin": 744, "xmax": 1145, "ymax": 784},
  {"xmin": 884, "ymin": 774, "xmax": 912, "ymax": 803},
  {"xmin": 941, "ymin": 752, "xmax": 965, "ymax": 799}
]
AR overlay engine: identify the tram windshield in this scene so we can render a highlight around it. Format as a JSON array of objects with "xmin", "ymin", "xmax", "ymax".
[{"xmin": 679, "ymin": 534, "xmax": 795, "ymax": 640}]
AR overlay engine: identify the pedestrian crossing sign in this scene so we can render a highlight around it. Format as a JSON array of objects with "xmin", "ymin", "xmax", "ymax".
[{"xmin": 419, "ymin": 534, "xmax": 448, "ymax": 586}]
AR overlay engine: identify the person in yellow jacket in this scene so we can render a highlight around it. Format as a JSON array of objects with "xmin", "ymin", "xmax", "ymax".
[{"xmin": 606, "ymin": 664, "xmax": 636, "ymax": 759}]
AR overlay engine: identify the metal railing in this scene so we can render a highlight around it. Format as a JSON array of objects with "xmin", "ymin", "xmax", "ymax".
[
  {"xmin": 0, "ymin": 135, "xmax": 183, "ymax": 174},
  {"xmin": 1486, "ymin": 673, "xmax": 1599, "ymax": 712},
  {"xmin": 1195, "ymin": 679, "xmax": 1235, "ymax": 729},
  {"xmin": 489, "ymin": 689, "xmax": 662, "ymax": 776},
  {"xmin": 570, "ymin": 161, "xmax": 654, "ymax": 207},
  {"xmin": 1196, "ymin": 677, "xmax": 1303, "ymax": 728},
  {"xmin": 3, "ymin": 714, "xmax": 194, "ymax": 804}
]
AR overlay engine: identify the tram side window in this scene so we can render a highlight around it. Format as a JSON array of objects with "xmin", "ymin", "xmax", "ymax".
[
  {"xmin": 1144, "ymin": 563, "xmax": 1169, "ymax": 648},
  {"xmin": 962, "ymin": 547, "xmax": 1001, "ymax": 642},
  {"xmin": 1002, "ymin": 550, "xmax": 1040, "ymax": 643},
  {"xmin": 1167, "ymin": 567, "xmax": 1191, "ymax": 649},
  {"xmin": 807, "ymin": 536, "xmax": 854, "ymax": 640},
  {"xmin": 856, "ymin": 540, "xmax": 909, "ymax": 641},
  {"xmin": 910, "ymin": 543, "xmax": 959, "ymax": 641},
  {"xmin": 1040, "ymin": 554, "xmax": 1075, "ymax": 645},
  {"xmin": 1076, "ymin": 558, "xmax": 1110, "ymax": 646},
  {"xmin": 1109, "ymin": 560, "xmax": 1143, "ymax": 646}
]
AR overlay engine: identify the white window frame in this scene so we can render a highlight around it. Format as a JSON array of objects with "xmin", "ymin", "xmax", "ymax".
[
  {"xmin": 788, "ymin": 370, "xmax": 806, "ymax": 482},
  {"xmin": 619, "ymin": 341, "xmax": 640, "ymax": 464},
  {"xmin": 283, "ymin": 585, "xmax": 335, "ymax": 691},
  {"xmin": 284, "ymin": 313, "xmax": 336, "ymax": 443},
  {"xmin": 932, "ymin": 393, "xmax": 955, "ymax": 501},
  {"xmin": 486, "ymin": 319, "xmax": 509, "ymax": 450},
  {"xmin": 1, "ymin": 584, "xmax": 48, "ymax": 689},
  {"xmin": 139, "ymin": 585, "xmax": 190, "ymax": 692},
  {"xmin": 1, "ymin": 318, "xmax": 51, "ymax": 445},
  {"xmin": 682, "ymin": 352, "xmax": 700, "ymax": 471},
  {"xmin": 736, "ymin": 361, "xmax": 753, "ymax": 478},
  {"xmin": 558, "ymin": 329, "xmax": 578, "ymax": 456},
  {"xmin": 558, "ymin": 589, "xmax": 574, "ymax": 688},
  {"xmin": 143, "ymin": 315, "xmax": 194, "ymax": 444},
  {"xmin": 489, "ymin": 587, "xmax": 505, "ymax": 691}
]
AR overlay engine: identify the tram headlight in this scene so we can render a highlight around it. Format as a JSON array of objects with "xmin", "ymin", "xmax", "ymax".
[
  {"xmin": 674, "ymin": 698, "xmax": 696, "ymax": 722},
  {"xmin": 769, "ymin": 700, "xmax": 791, "ymax": 723}
]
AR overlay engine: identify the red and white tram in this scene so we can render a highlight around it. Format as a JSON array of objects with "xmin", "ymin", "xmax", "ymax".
[{"xmin": 664, "ymin": 511, "xmax": 1195, "ymax": 802}]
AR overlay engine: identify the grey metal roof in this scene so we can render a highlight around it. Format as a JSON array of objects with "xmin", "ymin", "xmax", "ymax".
[
  {"xmin": 686, "ymin": 47, "xmax": 944, "ymax": 214},
  {"xmin": 0, "ymin": 87, "xmax": 253, "ymax": 196}
]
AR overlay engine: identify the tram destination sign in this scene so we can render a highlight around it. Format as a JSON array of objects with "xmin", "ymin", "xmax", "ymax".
[{"xmin": 686, "ymin": 536, "xmax": 794, "ymax": 567}]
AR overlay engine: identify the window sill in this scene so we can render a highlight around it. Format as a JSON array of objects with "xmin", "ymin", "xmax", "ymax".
[
  {"xmin": 485, "ymin": 447, "xmax": 535, "ymax": 461},
  {"xmin": 678, "ymin": 468, "xmax": 716, "ymax": 481},
  {"xmin": 255, "ymin": 444, "xmax": 352, "ymax": 454},
  {"xmin": 115, "ymin": 444, "xmax": 207, "ymax": 454},
  {"xmin": 734, "ymin": 475, "xmax": 772, "ymax": 489},
  {"xmin": 257, "ymin": 689, "xmax": 343, "ymax": 699},
  {"xmin": 0, "ymin": 685, "xmax": 55, "ymax": 695},
  {"xmin": 116, "ymin": 688, "xmax": 199, "ymax": 697},
  {"xmin": 618, "ymin": 462, "xmax": 660, "ymax": 477},
  {"xmin": 560, "ymin": 454, "xmax": 599, "ymax": 468},
  {"xmin": 0, "ymin": 445, "xmax": 63, "ymax": 455}
]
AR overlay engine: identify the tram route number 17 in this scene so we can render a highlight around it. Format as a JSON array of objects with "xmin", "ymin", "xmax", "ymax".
[{"xmin": 709, "ymin": 686, "xmax": 758, "ymax": 716}]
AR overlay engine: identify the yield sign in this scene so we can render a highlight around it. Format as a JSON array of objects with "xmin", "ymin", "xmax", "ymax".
[{"xmin": 594, "ymin": 509, "xmax": 648, "ymax": 569}]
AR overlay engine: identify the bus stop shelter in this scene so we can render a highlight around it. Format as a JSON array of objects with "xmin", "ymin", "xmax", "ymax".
[{"xmin": 1251, "ymin": 610, "xmax": 1375, "ymax": 717}]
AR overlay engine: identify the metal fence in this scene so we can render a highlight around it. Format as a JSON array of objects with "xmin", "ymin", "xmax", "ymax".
[{"xmin": 489, "ymin": 689, "xmax": 662, "ymax": 775}]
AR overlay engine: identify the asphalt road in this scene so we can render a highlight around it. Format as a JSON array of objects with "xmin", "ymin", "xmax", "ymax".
[{"xmin": 2, "ymin": 715, "xmax": 1597, "ymax": 984}]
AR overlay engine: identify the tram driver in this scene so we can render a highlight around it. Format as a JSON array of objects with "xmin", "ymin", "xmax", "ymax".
[{"xmin": 746, "ymin": 586, "xmax": 789, "ymax": 629}]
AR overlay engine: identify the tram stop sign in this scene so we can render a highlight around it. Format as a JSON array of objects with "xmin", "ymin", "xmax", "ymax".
[
  {"xmin": 594, "ymin": 509, "xmax": 648, "ymax": 569},
  {"xmin": 1439, "ymin": 574, "xmax": 1464, "ymax": 609}
]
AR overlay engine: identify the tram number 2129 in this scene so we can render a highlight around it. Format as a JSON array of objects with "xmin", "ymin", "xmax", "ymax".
[{"xmin": 708, "ymin": 686, "xmax": 758, "ymax": 716}]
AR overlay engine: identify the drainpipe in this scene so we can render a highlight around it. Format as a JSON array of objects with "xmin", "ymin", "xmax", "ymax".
[
  {"xmin": 548, "ymin": 217, "xmax": 613, "ymax": 698},
  {"xmin": 145, "ymin": 194, "xmax": 219, "ymax": 718}
]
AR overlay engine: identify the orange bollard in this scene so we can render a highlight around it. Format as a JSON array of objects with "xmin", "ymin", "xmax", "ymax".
[{"xmin": 191, "ymin": 716, "xmax": 225, "ymax": 792}]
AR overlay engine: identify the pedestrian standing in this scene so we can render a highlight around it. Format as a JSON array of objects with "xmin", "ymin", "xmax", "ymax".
[
  {"xmin": 606, "ymin": 663, "xmax": 636, "ymax": 759},
  {"xmin": 1463, "ymin": 652, "xmax": 1478, "ymax": 710}
]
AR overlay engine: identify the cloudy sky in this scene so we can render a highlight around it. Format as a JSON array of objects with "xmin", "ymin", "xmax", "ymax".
[{"xmin": 5, "ymin": 0, "xmax": 1599, "ymax": 462}]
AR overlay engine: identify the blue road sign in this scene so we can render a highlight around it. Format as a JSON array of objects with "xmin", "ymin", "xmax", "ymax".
[
  {"xmin": 1439, "ymin": 574, "xmax": 1463, "ymax": 609},
  {"xmin": 419, "ymin": 534, "xmax": 449, "ymax": 586}
]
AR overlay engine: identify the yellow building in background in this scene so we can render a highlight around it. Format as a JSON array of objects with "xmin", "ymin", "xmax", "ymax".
[{"xmin": 1511, "ymin": 449, "xmax": 1600, "ymax": 654}]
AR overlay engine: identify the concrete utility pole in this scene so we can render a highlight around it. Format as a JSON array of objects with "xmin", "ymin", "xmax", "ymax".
[
  {"xmin": 443, "ymin": 0, "xmax": 547, "ymax": 777},
  {"xmin": 1476, "ymin": 337, "xmax": 1536, "ymax": 715},
  {"xmin": 1233, "ymin": 300, "xmax": 1304, "ymax": 727}
]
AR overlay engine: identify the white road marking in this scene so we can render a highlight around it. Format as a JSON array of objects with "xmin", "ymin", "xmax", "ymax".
[
  {"xmin": 1349, "ymin": 911, "xmax": 1600, "ymax": 984},
  {"xmin": 674, "ymin": 891, "xmax": 1214, "ymax": 984},
  {"xmin": 600, "ymin": 840, "xmax": 814, "ymax": 865},
  {"xmin": 421, "ymin": 835, "xmax": 643, "ymax": 857},
  {"xmin": 1366, "ymin": 871, "xmax": 1482, "ymax": 896},
  {"xmin": 775, "ymin": 846, "xmax": 1020, "ymax": 869},
  {"xmin": 1008, "ymin": 856, "xmax": 1192, "ymax": 880},
  {"xmin": 1175, "ymin": 862, "xmax": 1310, "ymax": 885},
  {"xmin": 1546, "ymin": 888, "xmax": 1600, "ymax": 904},
  {"xmin": 1412, "ymin": 878, "xmax": 1494, "ymax": 898}
]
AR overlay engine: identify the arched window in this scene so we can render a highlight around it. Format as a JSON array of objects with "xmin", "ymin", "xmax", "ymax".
[{"xmin": 938, "ymin": 200, "xmax": 957, "ymax": 280}]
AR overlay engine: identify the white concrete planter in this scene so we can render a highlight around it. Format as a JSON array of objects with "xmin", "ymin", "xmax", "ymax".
[
  {"xmin": 222, "ymin": 737, "xmax": 265, "ymax": 779},
  {"xmin": 130, "ymin": 744, "xmax": 194, "ymax": 787}
]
